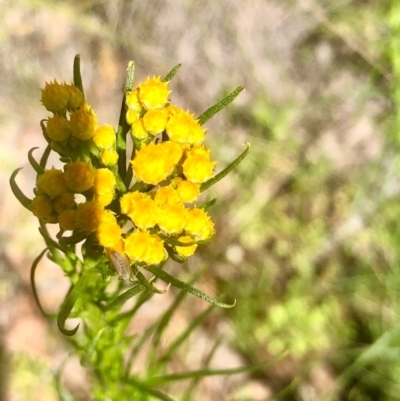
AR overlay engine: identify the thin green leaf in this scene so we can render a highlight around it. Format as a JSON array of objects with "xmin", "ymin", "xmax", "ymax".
[
  {"xmin": 145, "ymin": 265, "xmax": 236, "ymax": 308},
  {"xmin": 158, "ymin": 234, "xmax": 198, "ymax": 247},
  {"xmin": 104, "ymin": 283, "xmax": 145, "ymax": 311},
  {"xmin": 30, "ymin": 248, "xmax": 51, "ymax": 317},
  {"xmin": 28, "ymin": 147, "xmax": 44, "ymax": 174},
  {"xmin": 9, "ymin": 168, "xmax": 32, "ymax": 210},
  {"xmin": 149, "ymin": 359, "xmax": 283, "ymax": 385},
  {"xmin": 59, "ymin": 230, "xmax": 87, "ymax": 246},
  {"xmin": 159, "ymin": 305, "xmax": 214, "ymax": 364},
  {"xmin": 125, "ymin": 377, "xmax": 176, "ymax": 401},
  {"xmin": 125, "ymin": 60, "xmax": 136, "ymax": 93},
  {"xmin": 73, "ymin": 54, "xmax": 84, "ymax": 96},
  {"xmin": 200, "ymin": 143, "xmax": 250, "ymax": 192},
  {"xmin": 57, "ymin": 284, "xmax": 80, "ymax": 336},
  {"xmin": 40, "ymin": 144, "xmax": 52, "ymax": 169},
  {"xmin": 132, "ymin": 266, "xmax": 169, "ymax": 294},
  {"xmin": 200, "ymin": 198, "xmax": 217, "ymax": 209},
  {"xmin": 163, "ymin": 64, "xmax": 181, "ymax": 82},
  {"xmin": 81, "ymin": 327, "xmax": 106, "ymax": 367},
  {"xmin": 55, "ymin": 356, "xmax": 75, "ymax": 401},
  {"xmin": 197, "ymin": 86, "xmax": 244, "ymax": 125}
]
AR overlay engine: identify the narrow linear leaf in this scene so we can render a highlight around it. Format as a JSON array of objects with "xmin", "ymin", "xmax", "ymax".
[
  {"xmin": 145, "ymin": 265, "xmax": 236, "ymax": 308},
  {"xmin": 124, "ymin": 61, "xmax": 136, "ymax": 93},
  {"xmin": 197, "ymin": 86, "xmax": 244, "ymax": 125},
  {"xmin": 104, "ymin": 283, "xmax": 145, "ymax": 311},
  {"xmin": 133, "ymin": 266, "xmax": 169, "ymax": 294},
  {"xmin": 40, "ymin": 144, "xmax": 52, "ymax": 169},
  {"xmin": 163, "ymin": 64, "xmax": 181, "ymax": 82},
  {"xmin": 28, "ymin": 147, "xmax": 44, "ymax": 174},
  {"xmin": 55, "ymin": 356, "xmax": 75, "ymax": 401},
  {"xmin": 10, "ymin": 168, "xmax": 32, "ymax": 210},
  {"xmin": 125, "ymin": 377, "xmax": 176, "ymax": 401},
  {"xmin": 200, "ymin": 198, "xmax": 217, "ymax": 209},
  {"xmin": 73, "ymin": 54, "xmax": 84, "ymax": 96},
  {"xmin": 149, "ymin": 359, "xmax": 282, "ymax": 385},
  {"xmin": 81, "ymin": 327, "xmax": 106, "ymax": 367},
  {"xmin": 57, "ymin": 285, "xmax": 80, "ymax": 336},
  {"xmin": 158, "ymin": 234, "xmax": 198, "ymax": 247},
  {"xmin": 200, "ymin": 143, "xmax": 250, "ymax": 192},
  {"xmin": 159, "ymin": 305, "xmax": 214, "ymax": 364},
  {"xmin": 30, "ymin": 248, "xmax": 51, "ymax": 317}
]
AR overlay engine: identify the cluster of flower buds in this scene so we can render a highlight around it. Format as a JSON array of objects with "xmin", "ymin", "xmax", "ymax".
[{"xmin": 11, "ymin": 58, "xmax": 248, "ymax": 285}]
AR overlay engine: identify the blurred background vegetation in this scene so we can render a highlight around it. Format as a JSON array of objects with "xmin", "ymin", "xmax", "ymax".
[{"xmin": 2, "ymin": 0, "xmax": 400, "ymax": 400}]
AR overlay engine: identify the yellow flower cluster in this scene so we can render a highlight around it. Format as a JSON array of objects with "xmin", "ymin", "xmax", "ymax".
[{"xmin": 35, "ymin": 74, "xmax": 218, "ymax": 277}]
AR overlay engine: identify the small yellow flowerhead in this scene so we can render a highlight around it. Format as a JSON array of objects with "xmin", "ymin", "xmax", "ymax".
[
  {"xmin": 142, "ymin": 108, "xmax": 169, "ymax": 135},
  {"xmin": 31, "ymin": 195, "xmax": 53, "ymax": 219},
  {"xmin": 126, "ymin": 88, "xmax": 142, "ymax": 113},
  {"xmin": 185, "ymin": 208, "xmax": 215, "ymax": 241},
  {"xmin": 53, "ymin": 192, "xmax": 76, "ymax": 213},
  {"xmin": 131, "ymin": 119, "xmax": 149, "ymax": 140},
  {"xmin": 41, "ymin": 80, "xmax": 69, "ymax": 113},
  {"xmin": 65, "ymin": 84, "xmax": 84, "ymax": 111},
  {"xmin": 172, "ymin": 177, "xmax": 200, "ymax": 203},
  {"xmin": 138, "ymin": 76, "xmax": 171, "ymax": 110},
  {"xmin": 154, "ymin": 185, "xmax": 182, "ymax": 206},
  {"xmin": 64, "ymin": 160, "xmax": 96, "ymax": 193},
  {"xmin": 93, "ymin": 124, "xmax": 116, "ymax": 149},
  {"xmin": 94, "ymin": 168, "xmax": 116, "ymax": 194},
  {"xmin": 175, "ymin": 235, "xmax": 198, "ymax": 258},
  {"xmin": 124, "ymin": 230, "xmax": 166, "ymax": 265},
  {"xmin": 131, "ymin": 141, "xmax": 183, "ymax": 185},
  {"xmin": 157, "ymin": 203, "xmax": 186, "ymax": 234},
  {"xmin": 182, "ymin": 146, "xmax": 215, "ymax": 184},
  {"xmin": 75, "ymin": 200, "xmax": 105, "ymax": 232},
  {"xmin": 70, "ymin": 102, "xmax": 98, "ymax": 140},
  {"xmin": 36, "ymin": 168, "xmax": 67, "ymax": 197},
  {"xmin": 58, "ymin": 209, "xmax": 77, "ymax": 231},
  {"xmin": 100, "ymin": 148, "xmax": 119, "ymax": 167},
  {"xmin": 97, "ymin": 212, "xmax": 122, "ymax": 248},
  {"xmin": 121, "ymin": 192, "xmax": 158, "ymax": 230},
  {"xmin": 166, "ymin": 109, "xmax": 205, "ymax": 144},
  {"xmin": 46, "ymin": 115, "xmax": 71, "ymax": 142}
]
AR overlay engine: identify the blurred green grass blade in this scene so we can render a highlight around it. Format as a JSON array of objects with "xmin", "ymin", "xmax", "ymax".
[
  {"xmin": 30, "ymin": 248, "xmax": 52, "ymax": 317},
  {"xmin": 158, "ymin": 305, "xmax": 214, "ymax": 365},
  {"xmin": 197, "ymin": 86, "xmax": 244, "ymax": 125},
  {"xmin": 149, "ymin": 359, "xmax": 282, "ymax": 385},
  {"xmin": 28, "ymin": 147, "xmax": 44, "ymax": 174},
  {"xmin": 200, "ymin": 143, "xmax": 250, "ymax": 192},
  {"xmin": 57, "ymin": 284, "xmax": 80, "ymax": 336},
  {"xmin": 132, "ymin": 266, "xmax": 168, "ymax": 294},
  {"xmin": 81, "ymin": 327, "xmax": 106, "ymax": 367},
  {"xmin": 125, "ymin": 377, "xmax": 176, "ymax": 401},
  {"xmin": 146, "ymin": 265, "xmax": 236, "ymax": 308},
  {"xmin": 55, "ymin": 356, "xmax": 75, "ymax": 401},
  {"xmin": 163, "ymin": 64, "xmax": 181, "ymax": 82},
  {"xmin": 10, "ymin": 168, "xmax": 32, "ymax": 210},
  {"xmin": 73, "ymin": 54, "xmax": 84, "ymax": 96}
]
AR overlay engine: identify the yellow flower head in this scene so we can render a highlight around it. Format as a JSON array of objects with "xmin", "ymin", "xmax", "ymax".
[
  {"xmin": 94, "ymin": 168, "xmax": 116, "ymax": 194},
  {"xmin": 100, "ymin": 148, "xmax": 119, "ymax": 167},
  {"xmin": 126, "ymin": 109, "xmax": 140, "ymax": 125},
  {"xmin": 142, "ymin": 108, "xmax": 168, "ymax": 135},
  {"xmin": 36, "ymin": 168, "xmax": 67, "ymax": 197},
  {"xmin": 120, "ymin": 191, "xmax": 144, "ymax": 216},
  {"xmin": 64, "ymin": 160, "xmax": 96, "ymax": 193},
  {"xmin": 138, "ymin": 76, "xmax": 171, "ymax": 110},
  {"xmin": 131, "ymin": 119, "xmax": 149, "ymax": 140},
  {"xmin": 41, "ymin": 80, "xmax": 69, "ymax": 113},
  {"xmin": 184, "ymin": 208, "xmax": 215, "ymax": 241},
  {"xmin": 124, "ymin": 230, "xmax": 166, "ymax": 265},
  {"xmin": 65, "ymin": 84, "xmax": 84, "ymax": 111},
  {"xmin": 172, "ymin": 177, "xmax": 200, "ymax": 203},
  {"xmin": 76, "ymin": 200, "xmax": 105, "ymax": 232},
  {"xmin": 123, "ymin": 192, "xmax": 159, "ymax": 230},
  {"xmin": 182, "ymin": 146, "xmax": 215, "ymax": 184},
  {"xmin": 70, "ymin": 102, "xmax": 98, "ymax": 140},
  {"xmin": 97, "ymin": 212, "xmax": 122, "ymax": 248},
  {"xmin": 46, "ymin": 115, "xmax": 71, "ymax": 142},
  {"xmin": 53, "ymin": 192, "xmax": 76, "ymax": 213},
  {"xmin": 58, "ymin": 209, "xmax": 77, "ymax": 231},
  {"xmin": 31, "ymin": 195, "xmax": 53, "ymax": 219},
  {"xmin": 166, "ymin": 109, "xmax": 205, "ymax": 144},
  {"xmin": 126, "ymin": 89, "xmax": 142, "ymax": 113},
  {"xmin": 157, "ymin": 203, "xmax": 186, "ymax": 234},
  {"xmin": 131, "ymin": 141, "xmax": 183, "ymax": 185},
  {"xmin": 154, "ymin": 185, "xmax": 182, "ymax": 206},
  {"xmin": 94, "ymin": 191, "xmax": 114, "ymax": 206},
  {"xmin": 175, "ymin": 235, "xmax": 198, "ymax": 258},
  {"xmin": 93, "ymin": 124, "xmax": 116, "ymax": 149}
]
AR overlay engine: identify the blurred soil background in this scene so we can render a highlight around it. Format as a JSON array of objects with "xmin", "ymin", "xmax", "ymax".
[{"xmin": 2, "ymin": 0, "xmax": 400, "ymax": 400}]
